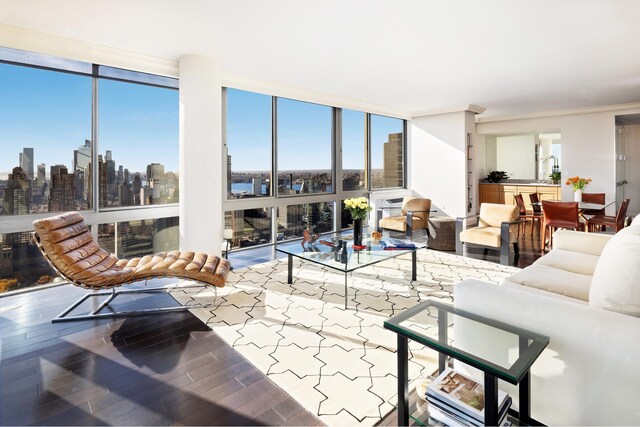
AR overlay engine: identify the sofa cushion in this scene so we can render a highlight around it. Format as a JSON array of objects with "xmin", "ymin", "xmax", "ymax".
[
  {"xmin": 552, "ymin": 229, "xmax": 612, "ymax": 256},
  {"xmin": 590, "ymin": 225, "xmax": 640, "ymax": 316},
  {"xmin": 632, "ymin": 214, "xmax": 640, "ymax": 227},
  {"xmin": 507, "ymin": 263, "xmax": 592, "ymax": 301},
  {"xmin": 534, "ymin": 248, "xmax": 600, "ymax": 276}
]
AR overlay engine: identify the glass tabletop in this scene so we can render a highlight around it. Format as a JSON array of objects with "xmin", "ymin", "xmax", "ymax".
[
  {"xmin": 384, "ymin": 299, "xmax": 549, "ymax": 385},
  {"xmin": 275, "ymin": 229, "xmax": 426, "ymax": 273}
]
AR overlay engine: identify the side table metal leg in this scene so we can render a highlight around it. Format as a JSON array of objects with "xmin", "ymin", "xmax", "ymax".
[
  {"xmin": 519, "ymin": 336, "xmax": 531, "ymax": 424},
  {"xmin": 411, "ymin": 251, "xmax": 417, "ymax": 281},
  {"xmin": 397, "ymin": 335, "xmax": 409, "ymax": 426},
  {"xmin": 484, "ymin": 372, "xmax": 499, "ymax": 426},
  {"xmin": 438, "ymin": 309, "xmax": 447, "ymax": 373},
  {"xmin": 287, "ymin": 254, "xmax": 293, "ymax": 285}
]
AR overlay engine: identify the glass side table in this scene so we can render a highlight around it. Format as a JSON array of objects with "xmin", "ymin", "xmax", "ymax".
[{"xmin": 384, "ymin": 299, "xmax": 549, "ymax": 426}]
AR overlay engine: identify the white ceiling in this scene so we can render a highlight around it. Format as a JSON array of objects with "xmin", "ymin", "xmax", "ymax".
[{"xmin": 1, "ymin": 0, "xmax": 639, "ymax": 118}]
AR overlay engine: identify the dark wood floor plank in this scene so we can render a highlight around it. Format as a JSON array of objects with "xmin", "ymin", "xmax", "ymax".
[{"xmin": 0, "ymin": 285, "xmax": 321, "ymax": 426}]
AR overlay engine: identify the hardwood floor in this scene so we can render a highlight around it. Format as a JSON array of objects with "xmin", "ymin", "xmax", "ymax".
[
  {"xmin": 0, "ymin": 229, "xmax": 545, "ymax": 426},
  {"xmin": 0, "ymin": 284, "xmax": 321, "ymax": 426}
]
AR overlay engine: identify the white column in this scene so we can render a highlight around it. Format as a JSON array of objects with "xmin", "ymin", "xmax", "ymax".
[
  {"xmin": 179, "ymin": 55, "xmax": 223, "ymax": 254},
  {"xmin": 410, "ymin": 110, "xmax": 476, "ymax": 219}
]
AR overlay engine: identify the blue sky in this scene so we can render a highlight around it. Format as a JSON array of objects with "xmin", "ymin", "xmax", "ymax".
[
  {"xmin": 227, "ymin": 88, "xmax": 403, "ymax": 172},
  {"xmin": 0, "ymin": 64, "xmax": 402, "ymax": 176},
  {"xmin": 0, "ymin": 63, "xmax": 178, "ymax": 175}
]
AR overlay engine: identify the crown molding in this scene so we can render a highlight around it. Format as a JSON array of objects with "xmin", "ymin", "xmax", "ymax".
[
  {"xmin": 411, "ymin": 104, "xmax": 486, "ymax": 118},
  {"xmin": 0, "ymin": 23, "xmax": 179, "ymax": 77},
  {"xmin": 477, "ymin": 102, "xmax": 640, "ymax": 123}
]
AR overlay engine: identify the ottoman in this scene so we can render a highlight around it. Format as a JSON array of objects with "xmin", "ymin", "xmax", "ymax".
[{"xmin": 427, "ymin": 216, "xmax": 456, "ymax": 251}]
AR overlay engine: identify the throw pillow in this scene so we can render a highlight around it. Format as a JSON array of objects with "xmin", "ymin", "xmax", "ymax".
[
  {"xmin": 590, "ymin": 225, "xmax": 640, "ymax": 316},
  {"xmin": 631, "ymin": 214, "xmax": 640, "ymax": 227}
]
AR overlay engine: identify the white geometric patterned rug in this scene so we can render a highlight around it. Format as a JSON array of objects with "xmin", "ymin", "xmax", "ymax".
[{"xmin": 174, "ymin": 250, "xmax": 518, "ymax": 426}]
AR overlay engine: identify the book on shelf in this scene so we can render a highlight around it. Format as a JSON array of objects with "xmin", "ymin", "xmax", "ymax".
[
  {"xmin": 428, "ymin": 403, "xmax": 512, "ymax": 427},
  {"xmin": 427, "ymin": 394, "xmax": 511, "ymax": 427},
  {"xmin": 379, "ymin": 238, "xmax": 416, "ymax": 250},
  {"xmin": 426, "ymin": 368, "xmax": 511, "ymax": 425}
]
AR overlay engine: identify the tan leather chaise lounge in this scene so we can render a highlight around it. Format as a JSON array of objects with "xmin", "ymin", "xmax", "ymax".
[{"xmin": 33, "ymin": 211, "xmax": 230, "ymax": 322}]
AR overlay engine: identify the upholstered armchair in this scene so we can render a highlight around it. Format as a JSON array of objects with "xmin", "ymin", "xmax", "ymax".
[
  {"xmin": 377, "ymin": 196, "xmax": 432, "ymax": 239},
  {"xmin": 456, "ymin": 203, "xmax": 522, "ymax": 265}
]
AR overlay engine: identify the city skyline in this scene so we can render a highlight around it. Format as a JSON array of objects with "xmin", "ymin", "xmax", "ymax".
[{"xmin": 0, "ymin": 62, "xmax": 179, "ymax": 174}]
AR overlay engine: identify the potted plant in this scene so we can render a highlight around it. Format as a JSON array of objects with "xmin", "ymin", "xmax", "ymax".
[
  {"xmin": 486, "ymin": 171, "xmax": 509, "ymax": 183},
  {"xmin": 549, "ymin": 171, "xmax": 561, "ymax": 184},
  {"xmin": 344, "ymin": 197, "xmax": 372, "ymax": 248},
  {"xmin": 566, "ymin": 176, "xmax": 592, "ymax": 202}
]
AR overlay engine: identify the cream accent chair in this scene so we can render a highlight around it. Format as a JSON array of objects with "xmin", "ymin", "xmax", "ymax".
[
  {"xmin": 456, "ymin": 203, "xmax": 521, "ymax": 265},
  {"xmin": 377, "ymin": 196, "xmax": 432, "ymax": 239}
]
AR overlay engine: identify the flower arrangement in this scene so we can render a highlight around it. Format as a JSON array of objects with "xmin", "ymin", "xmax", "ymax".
[
  {"xmin": 566, "ymin": 176, "xmax": 592, "ymax": 191},
  {"xmin": 344, "ymin": 197, "xmax": 372, "ymax": 220}
]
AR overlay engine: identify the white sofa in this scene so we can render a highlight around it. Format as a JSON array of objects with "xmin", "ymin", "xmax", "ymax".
[{"xmin": 454, "ymin": 218, "xmax": 640, "ymax": 425}]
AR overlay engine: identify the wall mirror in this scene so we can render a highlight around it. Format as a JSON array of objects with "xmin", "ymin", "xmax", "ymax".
[{"xmin": 485, "ymin": 131, "xmax": 561, "ymax": 180}]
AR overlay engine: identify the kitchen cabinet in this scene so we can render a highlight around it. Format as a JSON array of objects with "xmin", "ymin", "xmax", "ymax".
[{"xmin": 478, "ymin": 183, "xmax": 561, "ymax": 208}]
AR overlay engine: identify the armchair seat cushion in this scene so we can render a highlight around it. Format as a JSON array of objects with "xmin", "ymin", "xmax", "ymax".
[
  {"xmin": 379, "ymin": 215, "xmax": 427, "ymax": 232},
  {"xmin": 459, "ymin": 225, "xmax": 517, "ymax": 248}
]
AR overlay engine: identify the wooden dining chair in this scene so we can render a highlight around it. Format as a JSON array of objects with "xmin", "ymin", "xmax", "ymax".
[
  {"xmin": 529, "ymin": 193, "xmax": 543, "ymax": 215},
  {"xmin": 514, "ymin": 194, "xmax": 543, "ymax": 238},
  {"xmin": 542, "ymin": 201, "xmax": 584, "ymax": 250},
  {"xmin": 581, "ymin": 192, "xmax": 606, "ymax": 216},
  {"xmin": 586, "ymin": 198, "xmax": 631, "ymax": 233}
]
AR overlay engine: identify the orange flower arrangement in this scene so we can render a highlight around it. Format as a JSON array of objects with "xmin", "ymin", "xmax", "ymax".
[{"xmin": 566, "ymin": 176, "xmax": 592, "ymax": 191}]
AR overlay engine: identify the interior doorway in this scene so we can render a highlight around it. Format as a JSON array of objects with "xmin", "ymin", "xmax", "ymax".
[{"xmin": 614, "ymin": 114, "xmax": 639, "ymax": 217}]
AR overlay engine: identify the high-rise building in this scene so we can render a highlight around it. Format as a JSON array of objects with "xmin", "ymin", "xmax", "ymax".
[
  {"xmin": 118, "ymin": 183, "xmax": 132, "ymax": 206},
  {"xmin": 48, "ymin": 167, "xmax": 75, "ymax": 212},
  {"xmin": 87, "ymin": 156, "xmax": 108, "ymax": 208},
  {"xmin": 37, "ymin": 163, "xmax": 46, "ymax": 183},
  {"xmin": 146, "ymin": 163, "xmax": 165, "ymax": 201},
  {"xmin": 50, "ymin": 164, "xmax": 65, "ymax": 177},
  {"xmin": 19, "ymin": 148, "xmax": 34, "ymax": 181},
  {"xmin": 105, "ymin": 150, "xmax": 116, "ymax": 196},
  {"xmin": 117, "ymin": 165, "xmax": 124, "ymax": 187},
  {"xmin": 73, "ymin": 140, "xmax": 91, "ymax": 201},
  {"xmin": 3, "ymin": 167, "xmax": 31, "ymax": 215},
  {"xmin": 383, "ymin": 132, "xmax": 404, "ymax": 187},
  {"xmin": 132, "ymin": 173, "xmax": 142, "ymax": 205}
]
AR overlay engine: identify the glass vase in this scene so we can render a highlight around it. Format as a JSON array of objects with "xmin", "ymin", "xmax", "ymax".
[{"xmin": 353, "ymin": 218, "xmax": 363, "ymax": 247}]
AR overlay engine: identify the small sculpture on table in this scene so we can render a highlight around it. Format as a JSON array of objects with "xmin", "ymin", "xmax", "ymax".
[{"xmin": 301, "ymin": 229, "xmax": 321, "ymax": 251}]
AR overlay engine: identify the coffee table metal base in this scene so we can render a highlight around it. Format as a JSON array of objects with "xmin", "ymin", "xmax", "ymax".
[{"xmin": 286, "ymin": 251, "xmax": 418, "ymax": 309}]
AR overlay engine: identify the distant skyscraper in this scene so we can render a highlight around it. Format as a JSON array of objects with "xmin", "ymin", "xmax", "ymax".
[
  {"xmin": 146, "ymin": 163, "xmax": 165, "ymax": 201},
  {"xmin": 132, "ymin": 173, "xmax": 142, "ymax": 205},
  {"xmin": 73, "ymin": 140, "xmax": 91, "ymax": 201},
  {"xmin": 105, "ymin": 151, "xmax": 116, "ymax": 197},
  {"xmin": 383, "ymin": 133, "xmax": 404, "ymax": 187},
  {"xmin": 117, "ymin": 165, "xmax": 124, "ymax": 187},
  {"xmin": 19, "ymin": 148, "xmax": 34, "ymax": 181},
  {"xmin": 49, "ymin": 167, "xmax": 75, "ymax": 212},
  {"xmin": 50, "ymin": 164, "xmax": 65, "ymax": 177},
  {"xmin": 37, "ymin": 163, "xmax": 46, "ymax": 183},
  {"xmin": 87, "ymin": 156, "xmax": 108, "ymax": 208},
  {"xmin": 118, "ymin": 183, "xmax": 132, "ymax": 207},
  {"xmin": 3, "ymin": 167, "xmax": 31, "ymax": 215}
]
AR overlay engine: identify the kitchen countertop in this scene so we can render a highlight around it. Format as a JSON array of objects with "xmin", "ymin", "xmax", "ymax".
[{"xmin": 479, "ymin": 180, "xmax": 561, "ymax": 187}]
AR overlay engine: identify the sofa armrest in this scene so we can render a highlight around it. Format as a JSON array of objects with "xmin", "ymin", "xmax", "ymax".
[
  {"xmin": 552, "ymin": 229, "xmax": 612, "ymax": 256},
  {"xmin": 454, "ymin": 279, "xmax": 640, "ymax": 426}
]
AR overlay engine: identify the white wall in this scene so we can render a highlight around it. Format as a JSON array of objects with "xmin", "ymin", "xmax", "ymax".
[
  {"xmin": 410, "ymin": 111, "xmax": 475, "ymax": 218},
  {"xmin": 495, "ymin": 134, "xmax": 536, "ymax": 179},
  {"xmin": 477, "ymin": 108, "xmax": 640, "ymax": 214}
]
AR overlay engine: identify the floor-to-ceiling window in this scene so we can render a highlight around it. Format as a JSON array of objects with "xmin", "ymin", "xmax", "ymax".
[
  {"xmin": 0, "ymin": 47, "xmax": 179, "ymax": 294},
  {"xmin": 370, "ymin": 114, "xmax": 405, "ymax": 189},
  {"xmin": 223, "ymin": 88, "xmax": 406, "ymax": 249}
]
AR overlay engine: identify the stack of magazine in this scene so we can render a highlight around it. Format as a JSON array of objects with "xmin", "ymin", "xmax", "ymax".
[
  {"xmin": 426, "ymin": 368, "xmax": 512, "ymax": 426},
  {"xmin": 379, "ymin": 238, "xmax": 416, "ymax": 250}
]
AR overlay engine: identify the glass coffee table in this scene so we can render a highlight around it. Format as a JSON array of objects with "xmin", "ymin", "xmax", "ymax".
[
  {"xmin": 275, "ymin": 232, "xmax": 426, "ymax": 309},
  {"xmin": 384, "ymin": 299, "xmax": 549, "ymax": 426}
]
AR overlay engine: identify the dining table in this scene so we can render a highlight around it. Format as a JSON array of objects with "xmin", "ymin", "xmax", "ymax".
[{"xmin": 532, "ymin": 200, "xmax": 616, "ymax": 246}]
